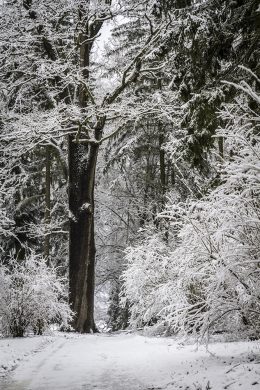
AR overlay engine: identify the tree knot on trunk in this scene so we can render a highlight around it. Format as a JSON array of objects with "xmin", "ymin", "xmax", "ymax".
[{"xmin": 80, "ymin": 202, "xmax": 93, "ymax": 214}]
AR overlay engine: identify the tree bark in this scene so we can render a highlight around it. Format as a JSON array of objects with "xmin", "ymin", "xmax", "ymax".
[
  {"xmin": 159, "ymin": 131, "xmax": 166, "ymax": 198},
  {"xmin": 218, "ymin": 137, "xmax": 224, "ymax": 160},
  {"xmin": 69, "ymin": 139, "xmax": 99, "ymax": 332},
  {"xmin": 44, "ymin": 146, "xmax": 51, "ymax": 262}
]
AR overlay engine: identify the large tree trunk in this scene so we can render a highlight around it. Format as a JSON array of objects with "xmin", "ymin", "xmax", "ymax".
[
  {"xmin": 69, "ymin": 139, "xmax": 99, "ymax": 332},
  {"xmin": 68, "ymin": 0, "xmax": 106, "ymax": 332},
  {"xmin": 44, "ymin": 146, "xmax": 51, "ymax": 262},
  {"xmin": 68, "ymin": 8, "xmax": 96, "ymax": 332}
]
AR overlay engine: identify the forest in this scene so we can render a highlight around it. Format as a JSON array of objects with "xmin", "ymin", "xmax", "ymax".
[
  {"xmin": 0, "ymin": 1, "xmax": 260, "ymax": 389},
  {"xmin": 0, "ymin": 0, "xmax": 259, "ymax": 366}
]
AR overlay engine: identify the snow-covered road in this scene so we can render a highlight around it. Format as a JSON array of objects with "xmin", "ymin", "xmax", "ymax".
[{"xmin": 0, "ymin": 333, "xmax": 260, "ymax": 390}]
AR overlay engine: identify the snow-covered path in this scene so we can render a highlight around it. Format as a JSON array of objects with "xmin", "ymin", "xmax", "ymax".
[{"xmin": 0, "ymin": 333, "xmax": 260, "ymax": 390}]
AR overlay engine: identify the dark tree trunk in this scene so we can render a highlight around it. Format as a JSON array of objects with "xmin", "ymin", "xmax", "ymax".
[
  {"xmin": 218, "ymin": 137, "xmax": 224, "ymax": 159},
  {"xmin": 68, "ymin": 5, "xmax": 100, "ymax": 333},
  {"xmin": 44, "ymin": 146, "xmax": 51, "ymax": 262},
  {"xmin": 69, "ymin": 139, "xmax": 99, "ymax": 332},
  {"xmin": 159, "ymin": 131, "xmax": 166, "ymax": 198}
]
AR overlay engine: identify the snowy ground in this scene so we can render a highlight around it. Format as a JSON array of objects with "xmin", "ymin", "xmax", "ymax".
[{"xmin": 0, "ymin": 333, "xmax": 260, "ymax": 390}]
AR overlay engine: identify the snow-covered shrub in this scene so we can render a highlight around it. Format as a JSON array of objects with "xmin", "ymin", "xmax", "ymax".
[
  {"xmin": 122, "ymin": 230, "xmax": 172, "ymax": 329},
  {"xmin": 0, "ymin": 254, "xmax": 73, "ymax": 337},
  {"xmin": 122, "ymin": 70, "xmax": 260, "ymax": 339}
]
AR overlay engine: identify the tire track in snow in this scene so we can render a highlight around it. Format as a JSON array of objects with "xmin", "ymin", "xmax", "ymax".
[
  {"xmin": 1, "ymin": 334, "xmax": 259, "ymax": 390},
  {"xmin": 1, "ymin": 338, "xmax": 66, "ymax": 390}
]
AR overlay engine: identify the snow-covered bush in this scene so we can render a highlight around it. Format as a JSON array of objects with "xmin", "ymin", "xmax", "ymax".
[
  {"xmin": 122, "ymin": 230, "xmax": 172, "ymax": 329},
  {"xmin": 0, "ymin": 254, "xmax": 73, "ymax": 337},
  {"xmin": 122, "ymin": 70, "xmax": 260, "ymax": 340}
]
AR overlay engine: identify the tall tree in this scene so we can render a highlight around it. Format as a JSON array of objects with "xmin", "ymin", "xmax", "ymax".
[
  {"xmin": 0, "ymin": 0, "xmax": 172, "ymax": 332},
  {"xmin": 68, "ymin": 0, "xmax": 112, "ymax": 333},
  {"xmin": 68, "ymin": 0, "xmax": 171, "ymax": 332}
]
